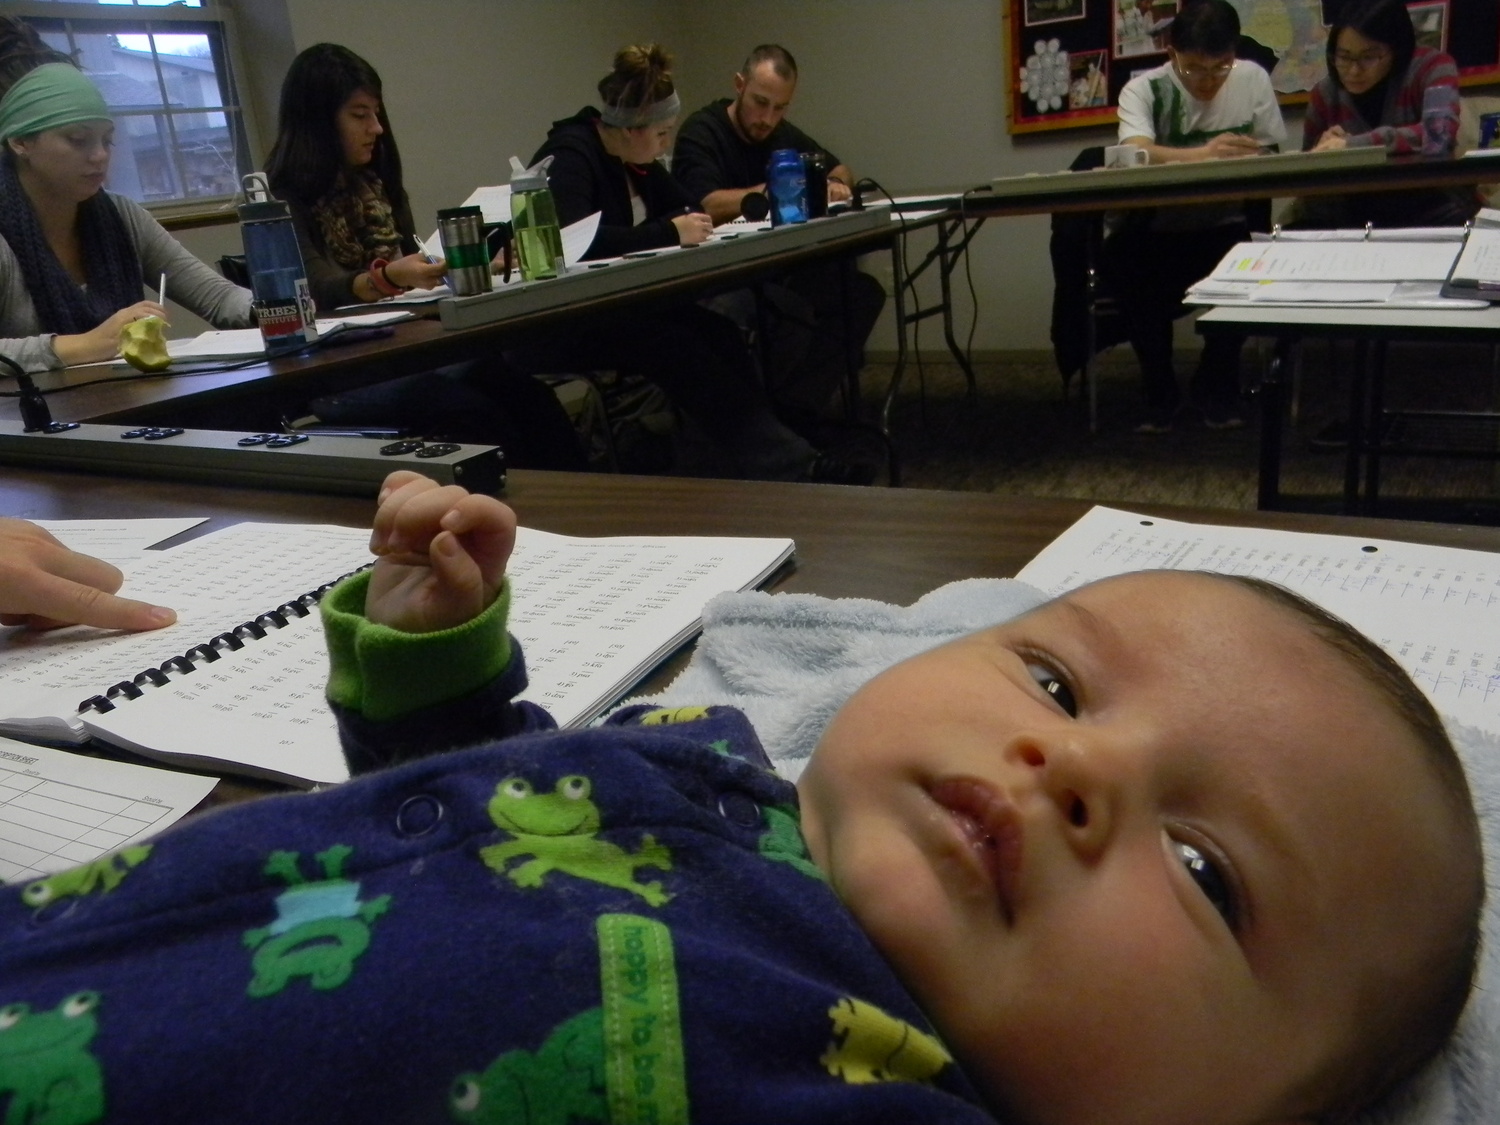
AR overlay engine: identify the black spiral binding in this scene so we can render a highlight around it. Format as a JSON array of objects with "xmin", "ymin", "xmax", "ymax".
[{"xmin": 76, "ymin": 566, "xmax": 369, "ymax": 716}]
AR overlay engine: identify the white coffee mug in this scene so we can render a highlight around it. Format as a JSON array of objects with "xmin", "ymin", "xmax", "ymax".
[{"xmin": 1104, "ymin": 144, "xmax": 1149, "ymax": 169}]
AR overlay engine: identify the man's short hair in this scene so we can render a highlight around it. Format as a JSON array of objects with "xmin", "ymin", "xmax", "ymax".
[
  {"xmin": 740, "ymin": 44, "xmax": 797, "ymax": 82},
  {"xmin": 1218, "ymin": 573, "xmax": 1483, "ymax": 1122},
  {"xmin": 1168, "ymin": 0, "xmax": 1242, "ymax": 54}
]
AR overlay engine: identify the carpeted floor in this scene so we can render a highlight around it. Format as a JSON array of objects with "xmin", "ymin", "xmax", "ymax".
[{"xmin": 860, "ymin": 338, "xmax": 1500, "ymax": 524}]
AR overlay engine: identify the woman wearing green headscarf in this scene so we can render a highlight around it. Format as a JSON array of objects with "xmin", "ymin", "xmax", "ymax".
[{"xmin": 0, "ymin": 17, "xmax": 251, "ymax": 372}]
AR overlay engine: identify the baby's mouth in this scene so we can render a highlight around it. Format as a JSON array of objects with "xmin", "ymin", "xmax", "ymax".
[{"xmin": 929, "ymin": 777, "xmax": 1024, "ymax": 923}]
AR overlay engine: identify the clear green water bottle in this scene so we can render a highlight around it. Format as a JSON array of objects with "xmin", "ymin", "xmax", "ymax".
[{"xmin": 509, "ymin": 156, "xmax": 565, "ymax": 282}]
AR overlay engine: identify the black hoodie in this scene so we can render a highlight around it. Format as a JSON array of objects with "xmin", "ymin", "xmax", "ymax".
[{"xmin": 529, "ymin": 107, "xmax": 697, "ymax": 260}]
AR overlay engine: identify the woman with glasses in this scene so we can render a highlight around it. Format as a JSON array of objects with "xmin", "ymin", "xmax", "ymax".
[
  {"xmin": 1297, "ymin": 0, "xmax": 1475, "ymax": 228},
  {"xmin": 1102, "ymin": 0, "xmax": 1286, "ymax": 434}
]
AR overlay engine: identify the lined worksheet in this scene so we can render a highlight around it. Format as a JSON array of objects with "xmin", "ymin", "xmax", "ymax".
[
  {"xmin": 0, "ymin": 736, "xmax": 215, "ymax": 885},
  {"xmin": 1015, "ymin": 506, "xmax": 1500, "ymax": 736}
]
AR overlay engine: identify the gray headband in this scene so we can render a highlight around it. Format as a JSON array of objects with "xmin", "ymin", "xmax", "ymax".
[{"xmin": 599, "ymin": 91, "xmax": 680, "ymax": 129}]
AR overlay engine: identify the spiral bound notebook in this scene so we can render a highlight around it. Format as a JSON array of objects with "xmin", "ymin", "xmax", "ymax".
[{"xmin": 0, "ymin": 522, "xmax": 795, "ymax": 788}]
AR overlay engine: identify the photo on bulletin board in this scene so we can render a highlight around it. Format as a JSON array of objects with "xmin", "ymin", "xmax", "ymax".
[
  {"xmin": 1114, "ymin": 0, "xmax": 1177, "ymax": 58},
  {"xmin": 1025, "ymin": 0, "xmax": 1086, "ymax": 26},
  {"xmin": 1407, "ymin": 0, "xmax": 1449, "ymax": 53},
  {"xmin": 1068, "ymin": 48, "xmax": 1110, "ymax": 107},
  {"xmin": 1018, "ymin": 38, "xmax": 1072, "ymax": 113}
]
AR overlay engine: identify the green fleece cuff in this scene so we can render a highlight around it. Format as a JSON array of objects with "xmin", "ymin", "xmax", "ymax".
[{"xmin": 320, "ymin": 571, "xmax": 512, "ymax": 722}]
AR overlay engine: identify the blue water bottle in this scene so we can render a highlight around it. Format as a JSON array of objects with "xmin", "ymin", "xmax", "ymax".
[
  {"xmin": 238, "ymin": 172, "xmax": 318, "ymax": 355},
  {"xmin": 766, "ymin": 148, "xmax": 808, "ymax": 227}
]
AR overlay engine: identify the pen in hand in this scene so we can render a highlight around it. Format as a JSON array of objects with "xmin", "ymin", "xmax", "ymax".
[{"xmin": 158, "ymin": 272, "xmax": 166, "ymax": 306}]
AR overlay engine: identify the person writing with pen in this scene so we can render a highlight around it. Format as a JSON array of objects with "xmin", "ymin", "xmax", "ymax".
[
  {"xmin": 0, "ymin": 16, "xmax": 251, "ymax": 374},
  {"xmin": 506, "ymin": 43, "xmax": 870, "ymax": 483},
  {"xmin": 261, "ymin": 43, "xmax": 585, "ymax": 471},
  {"xmin": 1101, "ymin": 0, "xmax": 1286, "ymax": 435},
  {"xmin": 528, "ymin": 43, "xmax": 712, "ymax": 261}
]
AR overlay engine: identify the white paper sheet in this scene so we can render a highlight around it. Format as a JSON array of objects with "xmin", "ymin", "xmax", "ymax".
[
  {"xmin": 463, "ymin": 184, "xmax": 513, "ymax": 224},
  {"xmin": 1247, "ymin": 281, "xmax": 1397, "ymax": 303},
  {"xmin": 1208, "ymin": 240, "xmax": 1460, "ymax": 283},
  {"xmin": 0, "ymin": 735, "xmax": 216, "ymax": 884},
  {"xmin": 32, "ymin": 519, "xmax": 207, "ymax": 565},
  {"xmin": 1448, "ymin": 228, "xmax": 1500, "ymax": 287},
  {"xmin": 166, "ymin": 311, "xmax": 413, "ymax": 359}
]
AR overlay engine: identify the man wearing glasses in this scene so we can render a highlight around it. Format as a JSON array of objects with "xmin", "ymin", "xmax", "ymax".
[{"xmin": 1102, "ymin": 0, "xmax": 1285, "ymax": 434}]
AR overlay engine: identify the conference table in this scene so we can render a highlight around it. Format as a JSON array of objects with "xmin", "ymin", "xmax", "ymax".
[
  {"xmin": 8, "ymin": 464, "xmax": 1500, "ymax": 808},
  {"xmin": 6, "ymin": 152, "xmax": 1498, "ymax": 485},
  {"xmin": 0, "ymin": 208, "xmax": 906, "ymax": 437},
  {"xmin": 884, "ymin": 150, "xmax": 1500, "ymax": 435},
  {"xmin": 1195, "ymin": 303, "xmax": 1500, "ymax": 515}
]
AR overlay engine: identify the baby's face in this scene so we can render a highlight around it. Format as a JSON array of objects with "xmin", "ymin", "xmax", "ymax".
[{"xmin": 799, "ymin": 571, "xmax": 1463, "ymax": 1125}]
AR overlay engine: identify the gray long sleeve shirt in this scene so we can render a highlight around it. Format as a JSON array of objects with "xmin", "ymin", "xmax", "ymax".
[{"xmin": 0, "ymin": 192, "xmax": 253, "ymax": 372}]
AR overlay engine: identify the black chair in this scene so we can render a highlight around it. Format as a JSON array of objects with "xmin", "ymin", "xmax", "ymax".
[
  {"xmin": 217, "ymin": 254, "xmax": 249, "ymax": 288},
  {"xmin": 1049, "ymin": 146, "xmax": 1274, "ymax": 433}
]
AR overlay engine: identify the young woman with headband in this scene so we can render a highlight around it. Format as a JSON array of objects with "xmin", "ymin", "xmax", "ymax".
[{"xmin": 0, "ymin": 16, "xmax": 251, "ymax": 372}]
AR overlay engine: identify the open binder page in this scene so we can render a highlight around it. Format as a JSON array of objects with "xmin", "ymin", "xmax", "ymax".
[
  {"xmin": 2, "ymin": 521, "xmax": 794, "ymax": 787},
  {"xmin": 0, "ymin": 735, "xmax": 216, "ymax": 885},
  {"xmin": 1208, "ymin": 239, "xmax": 1461, "ymax": 283},
  {"xmin": 504, "ymin": 528, "xmax": 794, "ymax": 728},
  {"xmin": 78, "ymin": 527, "xmax": 794, "ymax": 786},
  {"xmin": 0, "ymin": 523, "xmax": 375, "ymax": 745},
  {"xmin": 1016, "ymin": 506, "xmax": 1500, "ymax": 738}
]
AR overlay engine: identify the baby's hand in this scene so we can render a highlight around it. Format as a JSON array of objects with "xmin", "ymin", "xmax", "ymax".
[{"xmin": 365, "ymin": 471, "xmax": 516, "ymax": 633}]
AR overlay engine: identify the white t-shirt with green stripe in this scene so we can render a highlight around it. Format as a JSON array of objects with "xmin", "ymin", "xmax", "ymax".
[
  {"xmin": 1115, "ymin": 60, "xmax": 1287, "ymax": 230},
  {"xmin": 1117, "ymin": 60, "xmax": 1286, "ymax": 149}
]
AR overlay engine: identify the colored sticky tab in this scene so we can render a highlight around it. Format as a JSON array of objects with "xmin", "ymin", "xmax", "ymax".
[{"xmin": 597, "ymin": 912, "xmax": 689, "ymax": 1125}]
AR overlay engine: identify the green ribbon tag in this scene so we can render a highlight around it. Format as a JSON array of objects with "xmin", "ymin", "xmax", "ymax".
[{"xmin": 597, "ymin": 912, "xmax": 689, "ymax": 1125}]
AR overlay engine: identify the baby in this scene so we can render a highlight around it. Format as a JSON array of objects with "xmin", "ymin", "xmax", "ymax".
[{"xmin": 0, "ymin": 473, "xmax": 1482, "ymax": 1125}]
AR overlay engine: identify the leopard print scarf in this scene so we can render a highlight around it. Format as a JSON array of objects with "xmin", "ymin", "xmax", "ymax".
[{"xmin": 307, "ymin": 168, "xmax": 402, "ymax": 269}]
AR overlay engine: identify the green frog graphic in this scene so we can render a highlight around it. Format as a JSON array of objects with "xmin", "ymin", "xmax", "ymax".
[
  {"xmin": 22, "ymin": 846, "xmax": 152, "ymax": 908},
  {"xmin": 448, "ymin": 1008, "xmax": 606, "ymax": 1125},
  {"xmin": 0, "ymin": 991, "xmax": 104, "ymax": 1125},
  {"xmin": 242, "ymin": 845, "xmax": 391, "ymax": 998},
  {"xmin": 480, "ymin": 775, "xmax": 672, "ymax": 906}
]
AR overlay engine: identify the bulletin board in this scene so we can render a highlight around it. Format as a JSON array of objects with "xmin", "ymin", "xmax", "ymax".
[{"xmin": 1008, "ymin": 0, "xmax": 1500, "ymax": 134}]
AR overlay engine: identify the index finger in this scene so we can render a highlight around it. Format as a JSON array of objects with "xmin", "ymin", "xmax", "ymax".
[{"xmin": 18, "ymin": 568, "xmax": 175, "ymax": 631}]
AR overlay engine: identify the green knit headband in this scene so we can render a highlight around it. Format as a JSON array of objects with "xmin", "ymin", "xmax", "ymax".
[{"xmin": 0, "ymin": 63, "xmax": 110, "ymax": 143}]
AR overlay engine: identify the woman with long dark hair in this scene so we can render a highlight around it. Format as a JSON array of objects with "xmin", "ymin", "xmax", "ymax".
[
  {"xmin": 263, "ymin": 43, "xmax": 584, "ymax": 469},
  {"xmin": 1297, "ymin": 0, "xmax": 1476, "ymax": 227},
  {"xmin": 265, "ymin": 43, "xmax": 445, "ymax": 310},
  {"xmin": 0, "ymin": 16, "xmax": 250, "ymax": 372},
  {"xmin": 512, "ymin": 44, "xmax": 867, "ymax": 482}
]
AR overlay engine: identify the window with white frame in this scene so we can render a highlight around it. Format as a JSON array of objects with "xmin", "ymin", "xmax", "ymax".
[{"xmin": 12, "ymin": 0, "xmax": 252, "ymax": 214}]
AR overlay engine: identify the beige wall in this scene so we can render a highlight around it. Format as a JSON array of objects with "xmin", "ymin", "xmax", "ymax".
[{"xmin": 178, "ymin": 0, "xmax": 1303, "ymax": 351}]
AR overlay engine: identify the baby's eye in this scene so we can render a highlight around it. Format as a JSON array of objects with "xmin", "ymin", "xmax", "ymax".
[
  {"xmin": 1026, "ymin": 663, "xmax": 1077, "ymax": 717},
  {"xmin": 1173, "ymin": 840, "xmax": 1237, "ymax": 928}
]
